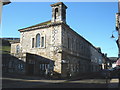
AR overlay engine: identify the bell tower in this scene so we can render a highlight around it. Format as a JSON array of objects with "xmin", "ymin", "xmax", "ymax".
[{"xmin": 51, "ymin": 2, "xmax": 67, "ymax": 23}]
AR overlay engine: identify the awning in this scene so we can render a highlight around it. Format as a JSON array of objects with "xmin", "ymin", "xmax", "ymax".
[{"xmin": 116, "ymin": 58, "xmax": 120, "ymax": 66}]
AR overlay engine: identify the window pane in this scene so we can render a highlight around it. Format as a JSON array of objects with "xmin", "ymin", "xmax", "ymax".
[
  {"xmin": 68, "ymin": 37, "xmax": 70, "ymax": 49},
  {"xmin": 36, "ymin": 34, "xmax": 40, "ymax": 47},
  {"xmin": 32, "ymin": 38, "xmax": 34, "ymax": 48},
  {"xmin": 16, "ymin": 45, "xmax": 20, "ymax": 53},
  {"xmin": 41, "ymin": 37, "xmax": 44, "ymax": 47}
]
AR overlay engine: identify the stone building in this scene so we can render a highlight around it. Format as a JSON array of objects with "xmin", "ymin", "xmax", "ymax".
[
  {"xmin": 11, "ymin": 2, "xmax": 107, "ymax": 78},
  {"xmin": 90, "ymin": 47, "xmax": 103, "ymax": 72},
  {"xmin": 108, "ymin": 57, "xmax": 117, "ymax": 68}
]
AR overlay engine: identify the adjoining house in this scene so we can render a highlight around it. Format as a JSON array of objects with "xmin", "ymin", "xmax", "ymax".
[
  {"xmin": 10, "ymin": 2, "xmax": 111, "ymax": 78},
  {"xmin": 108, "ymin": 57, "xmax": 118, "ymax": 68}
]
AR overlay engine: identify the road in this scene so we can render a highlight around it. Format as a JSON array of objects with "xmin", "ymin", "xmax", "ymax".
[
  {"xmin": 2, "ymin": 77, "xmax": 109, "ymax": 88},
  {"xmin": 1, "ymin": 73, "xmax": 120, "ymax": 89},
  {"xmin": 34, "ymin": 79, "xmax": 109, "ymax": 88}
]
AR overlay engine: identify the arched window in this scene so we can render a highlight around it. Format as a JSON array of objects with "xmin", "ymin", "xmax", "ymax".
[
  {"xmin": 36, "ymin": 34, "xmax": 40, "ymax": 48},
  {"xmin": 55, "ymin": 8, "xmax": 59, "ymax": 19}
]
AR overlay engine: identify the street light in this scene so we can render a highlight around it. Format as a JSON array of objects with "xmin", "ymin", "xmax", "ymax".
[
  {"xmin": 110, "ymin": 29, "xmax": 120, "ymax": 88},
  {"xmin": 110, "ymin": 30, "xmax": 117, "ymax": 39},
  {"xmin": 114, "ymin": 0, "xmax": 120, "ymax": 88},
  {"xmin": 110, "ymin": 30, "xmax": 120, "ymax": 55},
  {"xmin": 111, "ymin": 15, "xmax": 120, "ymax": 88},
  {"xmin": 111, "ymin": 34, "xmax": 115, "ymax": 38}
]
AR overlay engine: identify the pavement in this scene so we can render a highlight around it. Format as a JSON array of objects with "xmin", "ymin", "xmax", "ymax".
[
  {"xmin": 2, "ymin": 77, "xmax": 118, "ymax": 88},
  {"xmin": 2, "ymin": 77, "xmax": 107, "ymax": 88},
  {"xmin": 1, "ymin": 73, "xmax": 120, "ymax": 88},
  {"xmin": 2, "ymin": 77, "xmax": 66, "ymax": 88},
  {"xmin": 108, "ymin": 78, "xmax": 120, "ymax": 88}
]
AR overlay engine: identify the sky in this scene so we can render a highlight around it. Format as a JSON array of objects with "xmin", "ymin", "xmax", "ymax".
[{"xmin": 1, "ymin": 2, "xmax": 119, "ymax": 57}]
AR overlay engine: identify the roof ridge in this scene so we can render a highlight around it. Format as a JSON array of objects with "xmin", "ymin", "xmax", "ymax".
[{"xmin": 19, "ymin": 20, "xmax": 51, "ymax": 31}]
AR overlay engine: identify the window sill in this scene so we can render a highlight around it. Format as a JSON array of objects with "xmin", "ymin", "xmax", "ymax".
[{"xmin": 31, "ymin": 47, "xmax": 46, "ymax": 49}]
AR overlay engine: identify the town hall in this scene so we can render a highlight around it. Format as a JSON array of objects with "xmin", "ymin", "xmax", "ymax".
[{"xmin": 10, "ymin": 2, "xmax": 107, "ymax": 78}]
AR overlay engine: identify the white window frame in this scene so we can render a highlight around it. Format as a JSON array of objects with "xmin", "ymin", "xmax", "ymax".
[
  {"xmin": 31, "ymin": 38, "xmax": 35, "ymax": 48},
  {"xmin": 41, "ymin": 35, "xmax": 46, "ymax": 48},
  {"xmin": 16, "ymin": 45, "xmax": 20, "ymax": 53},
  {"xmin": 36, "ymin": 33, "xmax": 41, "ymax": 48}
]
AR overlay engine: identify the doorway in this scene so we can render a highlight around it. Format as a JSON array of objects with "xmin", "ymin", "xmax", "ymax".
[{"xmin": 27, "ymin": 64, "xmax": 34, "ymax": 75}]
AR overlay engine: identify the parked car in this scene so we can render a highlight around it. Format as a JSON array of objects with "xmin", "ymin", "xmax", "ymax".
[
  {"xmin": 109, "ymin": 66, "xmax": 120, "ymax": 78},
  {"xmin": 101, "ymin": 69, "xmax": 111, "ymax": 79}
]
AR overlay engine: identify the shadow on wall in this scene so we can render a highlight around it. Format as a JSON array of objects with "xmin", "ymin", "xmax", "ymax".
[
  {"xmin": 2, "ymin": 54, "xmax": 26, "ymax": 74},
  {"xmin": 2, "ymin": 53, "xmax": 63, "ymax": 79},
  {"xmin": 26, "ymin": 53, "xmax": 55, "ymax": 78},
  {"xmin": 2, "ymin": 53, "xmax": 77, "ymax": 79}
]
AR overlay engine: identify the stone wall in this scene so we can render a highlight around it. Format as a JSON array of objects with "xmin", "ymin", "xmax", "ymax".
[
  {"xmin": 2, "ymin": 54, "xmax": 26, "ymax": 74},
  {"xmin": 61, "ymin": 23, "xmax": 91, "ymax": 77},
  {"xmin": 19, "ymin": 25, "xmax": 62, "ymax": 74},
  {"xmin": 26, "ymin": 53, "xmax": 54, "ymax": 76},
  {"xmin": 61, "ymin": 24, "xmax": 91, "ymax": 58},
  {"xmin": 90, "ymin": 46, "xmax": 103, "ymax": 72},
  {"xmin": 11, "ymin": 43, "xmax": 20, "ymax": 54},
  {"xmin": 11, "ymin": 22, "xmax": 105, "ymax": 78}
]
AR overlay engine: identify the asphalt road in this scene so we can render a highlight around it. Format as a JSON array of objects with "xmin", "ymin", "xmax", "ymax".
[
  {"xmin": 2, "ymin": 73, "xmax": 120, "ymax": 89},
  {"xmin": 2, "ymin": 77, "xmax": 109, "ymax": 88},
  {"xmin": 34, "ymin": 79, "xmax": 108, "ymax": 88}
]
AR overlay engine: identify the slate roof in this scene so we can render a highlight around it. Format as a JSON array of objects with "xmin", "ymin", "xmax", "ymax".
[
  {"xmin": 18, "ymin": 20, "xmax": 52, "ymax": 32},
  {"xmin": 108, "ymin": 57, "xmax": 118, "ymax": 62}
]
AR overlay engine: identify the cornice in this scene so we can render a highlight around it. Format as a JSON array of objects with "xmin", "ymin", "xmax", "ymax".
[{"xmin": 19, "ymin": 22, "xmax": 63, "ymax": 32}]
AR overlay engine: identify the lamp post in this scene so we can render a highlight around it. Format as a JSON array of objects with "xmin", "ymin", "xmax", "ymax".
[
  {"xmin": 110, "ymin": 2, "xmax": 120, "ymax": 56},
  {"xmin": 110, "ymin": 0, "xmax": 120, "ymax": 88},
  {"xmin": 113, "ymin": 0, "xmax": 120, "ymax": 88},
  {"xmin": 110, "ymin": 30, "xmax": 120, "ymax": 57},
  {"xmin": 110, "ymin": 30, "xmax": 116, "ymax": 38},
  {"xmin": 115, "ymin": 0, "xmax": 120, "ymax": 58}
]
